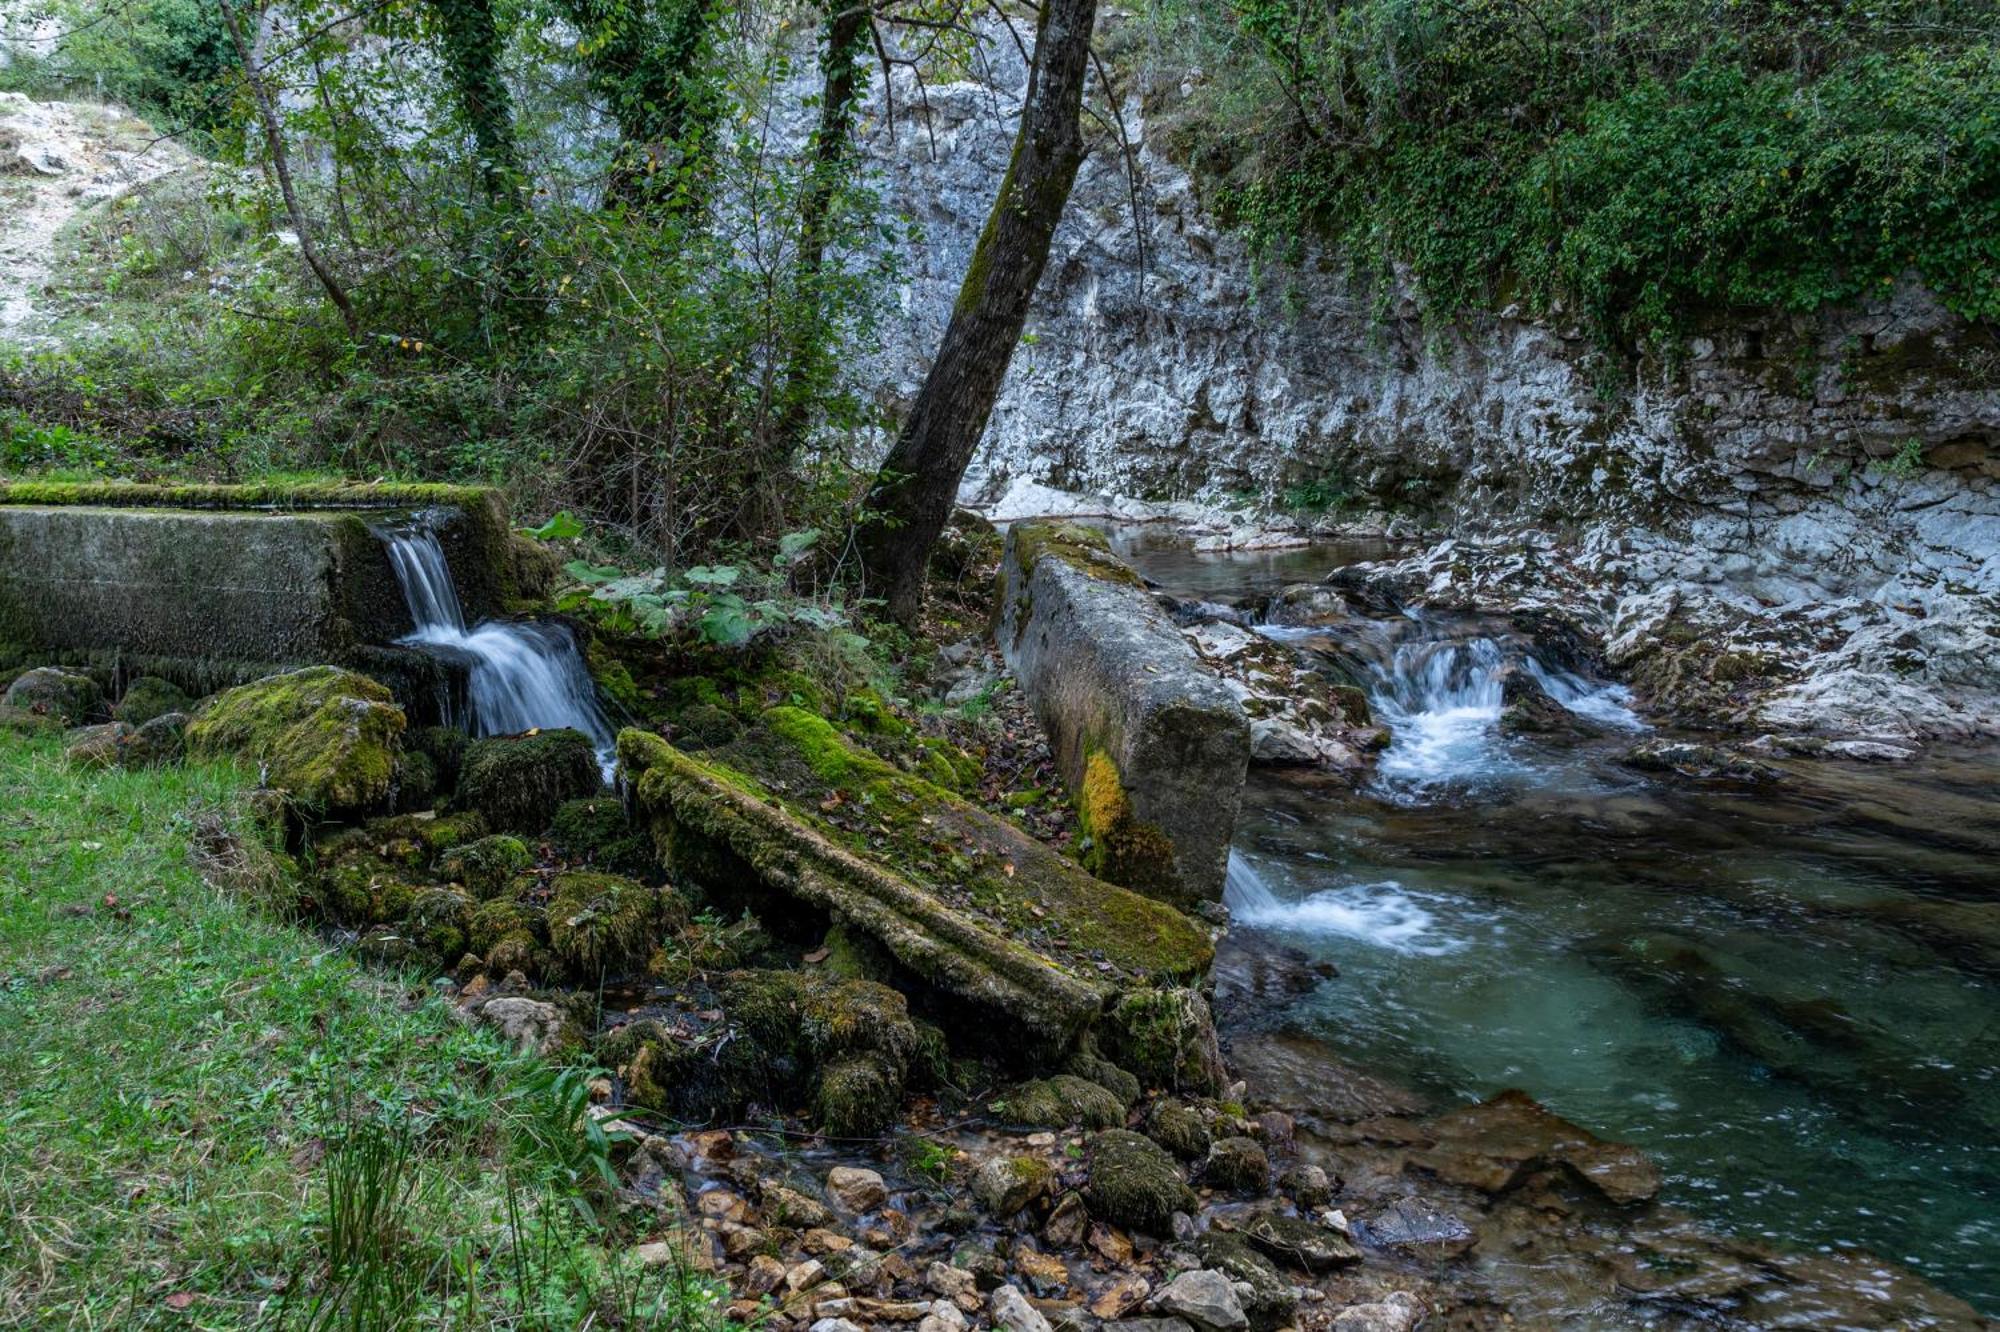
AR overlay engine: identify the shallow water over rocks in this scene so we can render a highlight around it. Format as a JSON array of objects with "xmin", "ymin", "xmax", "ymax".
[{"xmin": 1133, "ymin": 535, "xmax": 2000, "ymax": 1317}]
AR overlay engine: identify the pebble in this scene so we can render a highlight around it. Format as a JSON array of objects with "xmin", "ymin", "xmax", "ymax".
[
  {"xmin": 826, "ymin": 1165, "xmax": 889, "ymax": 1213},
  {"xmin": 786, "ymin": 1259, "xmax": 827, "ymax": 1293},
  {"xmin": 990, "ymin": 1283, "xmax": 1054, "ymax": 1332},
  {"xmin": 1152, "ymin": 1270, "xmax": 1248, "ymax": 1332},
  {"xmin": 926, "ymin": 1261, "xmax": 978, "ymax": 1301},
  {"xmin": 747, "ymin": 1255, "xmax": 789, "ymax": 1294},
  {"xmin": 1088, "ymin": 1274, "xmax": 1151, "ymax": 1319},
  {"xmin": 810, "ymin": 1320, "xmax": 864, "ymax": 1332}
]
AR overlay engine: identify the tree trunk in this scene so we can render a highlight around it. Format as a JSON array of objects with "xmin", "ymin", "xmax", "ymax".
[
  {"xmin": 430, "ymin": 0, "xmax": 521, "ymax": 203},
  {"xmin": 855, "ymin": 0, "xmax": 1097, "ymax": 621},
  {"xmin": 219, "ymin": 0, "xmax": 358, "ymax": 338},
  {"xmin": 561, "ymin": 0, "xmax": 718, "ymax": 217}
]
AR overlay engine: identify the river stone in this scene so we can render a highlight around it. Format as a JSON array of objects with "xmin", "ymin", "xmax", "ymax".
[
  {"xmin": 1104, "ymin": 1320, "xmax": 1194, "ymax": 1332},
  {"xmin": 1086, "ymin": 1130, "xmax": 1197, "ymax": 1236},
  {"xmin": 1277, "ymin": 1163, "xmax": 1334, "ymax": 1210},
  {"xmin": 972, "ymin": 1156, "xmax": 1056, "ymax": 1217},
  {"xmin": 1356, "ymin": 1197, "xmax": 1477, "ymax": 1260},
  {"xmin": 458, "ymin": 728, "xmax": 602, "ymax": 833},
  {"xmin": 989, "ymin": 1283, "xmax": 1053, "ymax": 1332},
  {"xmin": 1203, "ymin": 1136, "xmax": 1269, "ymax": 1194},
  {"xmin": 475, "ymin": 996, "xmax": 569, "ymax": 1055},
  {"xmin": 1194, "ymin": 1232, "xmax": 1296, "ymax": 1329},
  {"xmin": 1150, "ymin": 1270, "xmax": 1248, "ymax": 1332},
  {"xmin": 5, "ymin": 667, "xmax": 101, "ymax": 723},
  {"xmin": 996, "ymin": 520, "xmax": 1249, "ymax": 907},
  {"xmin": 827, "ymin": 1166, "xmax": 889, "ymax": 1213},
  {"xmin": 1004, "ymin": 1074, "xmax": 1127, "ymax": 1129},
  {"xmin": 1238, "ymin": 1209, "xmax": 1361, "ymax": 1272},
  {"xmin": 1144, "ymin": 1100, "xmax": 1211, "ymax": 1160},
  {"xmin": 1329, "ymin": 1292, "xmax": 1424, "ymax": 1332}
]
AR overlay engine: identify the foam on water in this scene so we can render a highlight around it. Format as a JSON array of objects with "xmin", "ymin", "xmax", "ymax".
[
  {"xmin": 381, "ymin": 517, "xmax": 618, "ymax": 779},
  {"xmin": 1225, "ymin": 851, "xmax": 1462, "ymax": 955}
]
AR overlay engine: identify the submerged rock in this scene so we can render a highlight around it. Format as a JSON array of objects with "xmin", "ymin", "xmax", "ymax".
[
  {"xmin": 1237, "ymin": 1209, "xmax": 1361, "ymax": 1273},
  {"xmin": 187, "ymin": 666, "xmax": 405, "ymax": 815}
]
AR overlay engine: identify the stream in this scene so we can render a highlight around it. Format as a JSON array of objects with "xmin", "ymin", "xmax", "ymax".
[{"xmin": 1119, "ymin": 530, "xmax": 2000, "ymax": 1314}]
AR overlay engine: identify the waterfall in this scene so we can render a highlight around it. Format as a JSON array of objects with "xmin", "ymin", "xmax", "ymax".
[
  {"xmin": 379, "ymin": 516, "xmax": 617, "ymax": 780},
  {"xmin": 1362, "ymin": 616, "xmax": 1642, "ymax": 792}
]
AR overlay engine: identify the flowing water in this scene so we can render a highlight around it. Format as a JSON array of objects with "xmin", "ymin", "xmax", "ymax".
[
  {"xmin": 379, "ymin": 517, "xmax": 618, "ymax": 777},
  {"xmin": 1133, "ymin": 537, "xmax": 2000, "ymax": 1313}
]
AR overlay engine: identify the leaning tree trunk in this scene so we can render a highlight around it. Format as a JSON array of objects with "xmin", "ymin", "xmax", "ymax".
[
  {"xmin": 855, "ymin": 0, "xmax": 1097, "ymax": 621},
  {"xmin": 219, "ymin": 0, "xmax": 358, "ymax": 338}
]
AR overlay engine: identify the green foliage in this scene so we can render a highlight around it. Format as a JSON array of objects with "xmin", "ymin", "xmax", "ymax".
[
  {"xmin": 563, "ymin": 528, "xmax": 860, "ymax": 650},
  {"xmin": 1150, "ymin": 0, "xmax": 2000, "ymax": 341},
  {"xmin": 0, "ymin": 0, "xmax": 239, "ymax": 147}
]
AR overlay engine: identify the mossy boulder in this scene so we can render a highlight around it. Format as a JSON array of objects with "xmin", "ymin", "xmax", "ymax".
[
  {"xmin": 1101, "ymin": 987, "xmax": 1226, "ymax": 1095},
  {"xmin": 1196, "ymin": 1231, "xmax": 1297, "ymax": 1330},
  {"xmin": 320, "ymin": 811, "xmax": 487, "ymax": 872},
  {"xmin": 408, "ymin": 726, "xmax": 467, "ymax": 795},
  {"xmin": 547, "ymin": 871, "xmax": 673, "ymax": 978},
  {"xmin": 437, "ymin": 834, "xmax": 534, "ymax": 898},
  {"xmin": 1066, "ymin": 1048, "xmax": 1143, "ymax": 1106},
  {"xmin": 1144, "ymin": 1099, "xmax": 1212, "ymax": 1161},
  {"xmin": 598, "ymin": 968, "xmax": 923, "ymax": 1139},
  {"xmin": 458, "ymin": 729, "xmax": 601, "ymax": 833},
  {"xmin": 404, "ymin": 887, "xmax": 474, "ymax": 964},
  {"xmin": 1001, "ymin": 1074, "xmax": 1128, "ymax": 1130},
  {"xmin": 63, "ymin": 722, "xmax": 134, "ymax": 770},
  {"xmin": 318, "ymin": 851, "xmax": 424, "ymax": 925},
  {"xmin": 550, "ymin": 796, "xmax": 653, "ymax": 876},
  {"xmin": 114, "ymin": 675, "xmax": 193, "ymax": 726},
  {"xmin": 5, "ymin": 668, "xmax": 103, "ymax": 724},
  {"xmin": 0, "ymin": 703, "xmax": 63, "ymax": 736},
  {"xmin": 1085, "ymin": 1129, "xmax": 1197, "ymax": 1236},
  {"xmin": 127, "ymin": 711, "xmax": 189, "ymax": 767},
  {"xmin": 1204, "ymin": 1135, "xmax": 1271, "ymax": 1194},
  {"xmin": 187, "ymin": 667, "xmax": 405, "ymax": 815}
]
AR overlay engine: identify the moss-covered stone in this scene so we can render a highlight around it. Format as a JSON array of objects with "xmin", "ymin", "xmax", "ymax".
[
  {"xmin": 404, "ymin": 887, "xmax": 474, "ymax": 964},
  {"xmin": 0, "ymin": 703, "xmax": 63, "ymax": 736},
  {"xmin": 320, "ymin": 810, "xmax": 486, "ymax": 872},
  {"xmin": 318, "ymin": 850, "xmax": 424, "ymax": 925},
  {"xmin": 187, "ymin": 667, "xmax": 405, "ymax": 815},
  {"xmin": 4, "ymin": 667, "xmax": 103, "ymax": 724},
  {"xmin": 1085, "ymin": 1129, "xmax": 1197, "ymax": 1236},
  {"xmin": 550, "ymin": 796, "xmax": 653, "ymax": 876},
  {"xmin": 597, "ymin": 967, "xmax": 922, "ymax": 1138},
  {"xmin": 546, "ymin": 871, "xmax": 669, "ymax": 978},
  {"xmin": 458, "ymin": 729, "xmax": 602, "ymax": 833},
  {"xmin": 1001, "ymin": 1074, "xmax": 1128, "ymax": 1130},
  {"xmin": 1012, "ymin": 521, "xmax": 1146, "ymax": 589},
  {"xmin": 1143, "ymin": 1099, "xmax": 1211, "ymax": 1161},
  {"xmin": 63, "ymin": 722, "xmax": 133, "ymax": 770},
  {"xmin": 1196, "ymin": 1231, "xmax": 1297, "ymax": 1330},
  {"xmin": 1102, "ymin": 987, "xmax": 1226, "ymax": 1094},
  {"xmin": 114, "ymin": 675, "xmax": 192, "ymax": 726},
  {"xmin": 1204, "ymin": 1135, "xmax": 1271, "ymax": 1194},
  {"xmin": 127, "ymin": 711, "xmax": 189, "ymax": 767},
  {"xmin": 409, "ymin": 726, "xmax": 467, "ymax": 795},
  {"xmin": 1066, "ymin": 1048, "xmax": 1143, "ymax": 1106},
  {"xmin": 437, "ymin": 834, "xmax": 534, "ymax": 899},
  {"xmin": 468, "ymin": 896, "xmax": 539, "ymax": 956}
]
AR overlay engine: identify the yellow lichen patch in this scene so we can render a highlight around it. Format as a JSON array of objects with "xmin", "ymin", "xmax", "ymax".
[
  {"xmin": 1010, "ymin": 520, "xmax": 1146, "ymax": 588},
  {"xmin": 1076, "ymin": 748, "xmax": 1180, "ymax": 896}
]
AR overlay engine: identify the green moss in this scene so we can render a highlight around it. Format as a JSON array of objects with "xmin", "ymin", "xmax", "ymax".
[
  {"xmin": 1011, "ymin": 520, "xmax": 1145, "ymax": 589},
  {"xmin": 317, "ymin": 851, "xmax": 423, "ymax": 925},
  {"xmin": 4, "ymin": 668, "xmax": 105, "ymax": 725},
  {"xmin": 457, "ymin": 729, "xmax": 602, "ymax": 834},
  {"xmin": 546, "ymin": 872, "xmax": 668, "ymax": 978},
  {"xmin": 408, "ymin": 726, "xmax": 467, "ymax": 796},
  {"xmin": 1085, "ymin": 1129, "xmax": 1197, "ymax": 1236},
  {"xmin": 404, "ymin": 887, "xmax": 473, "ymax": 964},
  {"xmin": 114, "ymin": 675, "xmax": 192, "ymax": 726},
  {"xmin": 1000, "ymin": 1073, "xmax": 1128, "ymax": 1129},
  {"xmin": 186, "ymin": 667, "xmax": 405, "ymax": 815},
  {"xmin": 587, "ymin": 645, "xmax": 642, "ymax": 714},
  {"xmin": 549, "ymin": 796, "xmax": 653, "ymax": 876},
  {"xmin": 437, "ymin": 834, "xmax": 534, "ymax": 899},
  {"xmin": 468, "ymin": 897, "xmax": 538, "ymax": 955},
  {"xmin": 1102, "ymin": 987, "xmax": 1224, "ymax": 1095},
  {"xmin": 1076, "ymin": 749, "xmax": 1179, "ymax": 892},
  {"xmin": 1066, "ymin": 1047, "xmax": 1143, "ymax": 1106},
  {"xmin": 1143, "ymin": 1099, "xmax": 1211, "ymax": 1160},
  {"xmin": 0, "ymin": 479, "xmax": 502, "ymax": 513}
]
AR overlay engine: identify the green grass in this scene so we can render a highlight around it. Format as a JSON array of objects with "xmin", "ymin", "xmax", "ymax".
[{"xmin": 0, "ymin": 729, "xmax": 728, "ymax": 1330}]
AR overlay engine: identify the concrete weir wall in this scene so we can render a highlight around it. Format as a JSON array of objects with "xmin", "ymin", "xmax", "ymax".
[
  {"xmin": 0, "ymin": 482, "xmax": 520, "ymax": 679},
  {"xmin": 997, "ymin": 520, "xmax": 1249, "ymax": 910}
]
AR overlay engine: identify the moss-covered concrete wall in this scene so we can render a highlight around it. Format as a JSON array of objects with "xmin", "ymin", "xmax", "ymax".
[{"xmin": 0, "ymin": 481, "xmax": 520, "ymax": 674}]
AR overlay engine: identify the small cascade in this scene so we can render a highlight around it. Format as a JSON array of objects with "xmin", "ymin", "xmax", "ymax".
[
  {"xmin": 1224, "ymin": 851, "xmax": 1458, "ymax": 954},
  {"xmin": 1360, "ymin": 615, "xmax": 1642, "ymax": 794},
  {"xmin": 378, "ymin": 516, "xmax": 617, "ymax": 779}
]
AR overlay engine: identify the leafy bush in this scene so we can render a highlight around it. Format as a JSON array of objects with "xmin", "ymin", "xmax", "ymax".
[{"xmin": 1147, "ymin": 0, "xmax": 2000, "ymax": 341}]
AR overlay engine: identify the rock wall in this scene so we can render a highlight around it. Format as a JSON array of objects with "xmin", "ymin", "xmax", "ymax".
[{"xmin": 854, "ymin": 21, "xmax": 2000, "ymax": 744}]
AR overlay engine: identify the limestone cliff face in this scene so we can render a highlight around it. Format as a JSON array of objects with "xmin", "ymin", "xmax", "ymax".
[{"xmin": 853, "ymin": 27, "xmax": 2000, "ymax": 743}]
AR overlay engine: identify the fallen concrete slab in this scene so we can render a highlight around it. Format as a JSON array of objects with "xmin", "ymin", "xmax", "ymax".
[{"xmin": 997, "ymin": 520, "xmax": 1249, "ymax": 908}]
